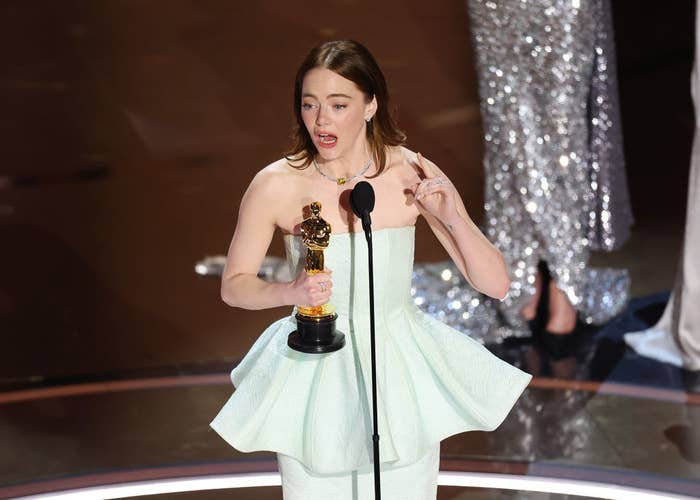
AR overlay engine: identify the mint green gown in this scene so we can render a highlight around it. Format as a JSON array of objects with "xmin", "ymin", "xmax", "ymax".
[{"xmin": 210, "ymin": 226, "xmax": 531, "ymax": 498}]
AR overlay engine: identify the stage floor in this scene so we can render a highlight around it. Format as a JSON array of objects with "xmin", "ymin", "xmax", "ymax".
[{"xmin": 1, "ymin": 305, "xmax": 700, "ymax": 499}]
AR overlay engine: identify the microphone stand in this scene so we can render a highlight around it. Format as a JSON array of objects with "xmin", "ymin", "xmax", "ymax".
[{"xmin": 361, "ymin": 213, "xmax": 381, "ymax": 500}]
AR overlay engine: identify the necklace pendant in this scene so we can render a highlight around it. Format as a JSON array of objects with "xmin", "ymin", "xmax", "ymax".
[{"xmin": 337, "ymin": 177, "xmax": 346, "ymax": 185}]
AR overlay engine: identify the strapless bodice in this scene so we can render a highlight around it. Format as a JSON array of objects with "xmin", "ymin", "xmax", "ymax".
[{"xmin": 283, "ymin": 226, "xmax": 416, "ymax": 318}]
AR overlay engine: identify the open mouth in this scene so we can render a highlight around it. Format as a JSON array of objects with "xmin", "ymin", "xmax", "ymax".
[{"xmin": 317, "ymin": 133, "xmax": 338, "ymax": 147}]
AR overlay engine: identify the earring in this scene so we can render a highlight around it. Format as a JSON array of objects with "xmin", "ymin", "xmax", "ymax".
[{"xmin": 365, "ymin": 117, "xmax": 372, "ymax": 123}]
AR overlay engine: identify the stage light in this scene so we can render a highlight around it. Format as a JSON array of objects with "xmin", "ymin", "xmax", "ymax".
[{"xmin": 12, "ymin": 471, "xmax": 695, "ymax": 500}]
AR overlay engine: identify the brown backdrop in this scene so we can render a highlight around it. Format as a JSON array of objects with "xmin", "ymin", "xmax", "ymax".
[
  {"xmin": 0, "ymin": 0, "xmax": 695, "ymax": 381},
  {"xmin": 0, "ymin": 0, "xmax": 485, "ymax": 379}
]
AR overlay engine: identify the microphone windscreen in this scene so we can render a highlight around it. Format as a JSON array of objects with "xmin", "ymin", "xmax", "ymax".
[{"xmin": 350, "ymin": 181, "xmax": 375, "ymax": 218}]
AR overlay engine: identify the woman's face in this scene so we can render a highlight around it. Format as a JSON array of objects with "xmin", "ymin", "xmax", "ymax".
[{"xmin": 300, "ymin": 67, "xmax": 376, "ymax": 162}]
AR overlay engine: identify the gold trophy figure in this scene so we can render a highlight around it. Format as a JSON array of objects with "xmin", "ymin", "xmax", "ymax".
[
  {"xmin": 297, "ymin": 202, "xmax": 334, "ymax": 318},
  {"xmin": 288, "ymin": 202, "xmax": 346, "ymax": 353}
]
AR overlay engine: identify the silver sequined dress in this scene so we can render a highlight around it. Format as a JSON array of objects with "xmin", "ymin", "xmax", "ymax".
[{"xmin": 411, "ymin": 0, "xmax": 633, "ymax": 342}]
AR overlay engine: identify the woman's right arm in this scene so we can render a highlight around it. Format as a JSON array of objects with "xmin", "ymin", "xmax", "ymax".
[{"xmin": 220, "ymin": 168, "xmax": 332, "ymax": 310}]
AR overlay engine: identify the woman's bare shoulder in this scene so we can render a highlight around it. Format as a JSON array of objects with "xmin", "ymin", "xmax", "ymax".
[
  {"xmin": 394, "ymin": 145, "xmax": 417, "ymax": 163},
  {"xmin": 248, "ymin": 157, "xmax": 312, "ymax": 194},
  {"xmin": 386, "ymin": 146, "xmax": 422, "ymax": 181},
  {"xmin": 238, "ymin": 158, "xmax": 311, "ymax": 230},
  {"xmin": 391, "ymin": 146, "xmax": 446, "ymax": 178},
  {"xmin": 395, "ymin": 146, "xmax": 441, "ymax": 168}
]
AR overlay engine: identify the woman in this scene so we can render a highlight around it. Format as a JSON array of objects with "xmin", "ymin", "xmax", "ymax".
[
  {"xmin": 465, "ymin": 0, "xmax": 633, "ymax": 345},
  {"xmin": 210, "ymin": 40, "xmax": 531, "ymax": 499}
]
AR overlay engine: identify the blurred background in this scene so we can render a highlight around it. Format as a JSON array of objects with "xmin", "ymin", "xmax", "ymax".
[
  {"xmin": 1, "ymin": 1, "xmax": 698, "ymax": 499},
  {"xmin": 0, "ymin": 0, "xmax": 694, "ymax": 379}
]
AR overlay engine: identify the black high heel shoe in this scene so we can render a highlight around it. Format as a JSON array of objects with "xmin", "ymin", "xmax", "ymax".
[
  {"xmin": 531, "ymin": 262, "xmax": 580, "ymax": 360},
  {"xmin": 540, "ymin": 328, "xmax": 580, "ymax": 360}
]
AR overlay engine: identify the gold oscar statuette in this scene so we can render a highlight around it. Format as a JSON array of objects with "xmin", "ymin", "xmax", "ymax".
[{"xmin": 288, "ymin": 201, "xmax": 346, "ymax": 353}]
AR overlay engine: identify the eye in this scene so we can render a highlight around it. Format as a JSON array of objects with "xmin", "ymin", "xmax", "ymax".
[
  {"xmin": 301, "ymin": 103, "xmax": 317, "ymax": 111},
  {"xmin": 333, "ymin": 104, "xmax": 347, "ymax": 110}
]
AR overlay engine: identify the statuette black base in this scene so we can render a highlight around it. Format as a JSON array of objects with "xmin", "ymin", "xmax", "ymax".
[{"xmin": 288, "ymin": 312, "xmax": 345, "ymax": 353}]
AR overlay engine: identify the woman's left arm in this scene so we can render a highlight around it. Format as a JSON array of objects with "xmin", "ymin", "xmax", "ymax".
[{"xmin": 412, "ymin": 153, "xmax": 510, "ymax": 300}]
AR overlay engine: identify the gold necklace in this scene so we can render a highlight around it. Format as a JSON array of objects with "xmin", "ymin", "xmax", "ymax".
[{"xmin": 313, "ymin": 157, "xmax": 373, "ymax": 185}]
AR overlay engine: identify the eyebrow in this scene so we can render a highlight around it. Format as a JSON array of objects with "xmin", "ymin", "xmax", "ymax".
[{"xmin": 302, "ymin": 92, "xmax": 353, "ymax": 99}]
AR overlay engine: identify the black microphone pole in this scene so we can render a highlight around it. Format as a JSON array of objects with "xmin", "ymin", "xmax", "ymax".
[
  {"xmin": 350, "ymin": 181, "xmax": 380, "ymax": 500},
  {"xmin": 365, "ymin": 211, "xmax": 381, "ymax": 500}
]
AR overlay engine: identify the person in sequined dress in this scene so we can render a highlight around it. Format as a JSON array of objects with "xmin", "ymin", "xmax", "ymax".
[{"xmin": 465, "ymin": 0, "xmax": 633, "ymax": 343}]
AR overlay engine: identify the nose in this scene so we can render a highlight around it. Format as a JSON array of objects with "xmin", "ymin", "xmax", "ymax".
[{"xmin": 315, "ymin": 105, "xmax": 330, "ymax": 126}]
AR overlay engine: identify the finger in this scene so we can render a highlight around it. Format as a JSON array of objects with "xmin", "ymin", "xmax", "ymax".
[
  {"xmin": 409, "ymin": 155, "xmax": 427, "ymax": 180},
  {"xmin": 417, "ymin": 152, "xmax": 435, "ymax": 178},
  {"xmin": 319, "ymin": 279, "xmax": 332, "ymax": 289},
  {"xmin": 415, "ymin": 179, "xmax": 446, "ymax": 197},
  {"xmin": 416, "ymin": 177, "xmax": 445, "ymax": 190},
  {"xmin": 313, "ymin": 289, "xmax": 331, "ymax": 304},
  {"xmin": 416, "ymin": 187, "xmax": 445, "ymax": 200},
  {"xmin": 316, "ymin": 279, "xmax": 333, "ymax": 292},
  {"xmin": 416, "ymin": 185, "xmax": 451, "ymax": 202},
  {"xmin": 317, "ymin": 275, "xmax": 332, "ymax": 286}
]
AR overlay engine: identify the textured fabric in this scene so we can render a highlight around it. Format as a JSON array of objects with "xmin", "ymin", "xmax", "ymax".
[
  {"xmin": 625, "ymin": 3, "xmax": 700, "ymax": 370},
  {"xmin": 278, "ymin": 443, "xmax": 440, "ymax": 500},
  {"xmin": 588, "ymin": 0, "xmax": 633, "ymax": 251},
  {"xmin": 465, "ymin": 0, "xmax": 633, "ymax": 335},
  {"xmin": 411, "ymin": 261, "xmax": 629, "ymax": 343},
  {"xmin": 210, "ymin": 226, "xmax": 532, "ymax": 475}
]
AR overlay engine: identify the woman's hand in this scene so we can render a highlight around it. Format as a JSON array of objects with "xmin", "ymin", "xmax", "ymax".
[
  {"xmin": 412, "ymin": 153, "xmax": 459, "ymax": 225},
  {"xmin": 410, "ymin": 152, "xmax": 510, "ymax": 299},
  {"xmin": 287, "ymin": 268, "xmax": 333, "ymax": 307}
]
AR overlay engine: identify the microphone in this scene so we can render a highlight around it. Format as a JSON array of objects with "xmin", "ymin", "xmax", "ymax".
[
  {"xmin": 350, "ymin": 181, "xmax": 375, "ymax": 234},
  {"xmin": 350, "ymin": 180, "xmax": 381, "ymax": 499}
]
